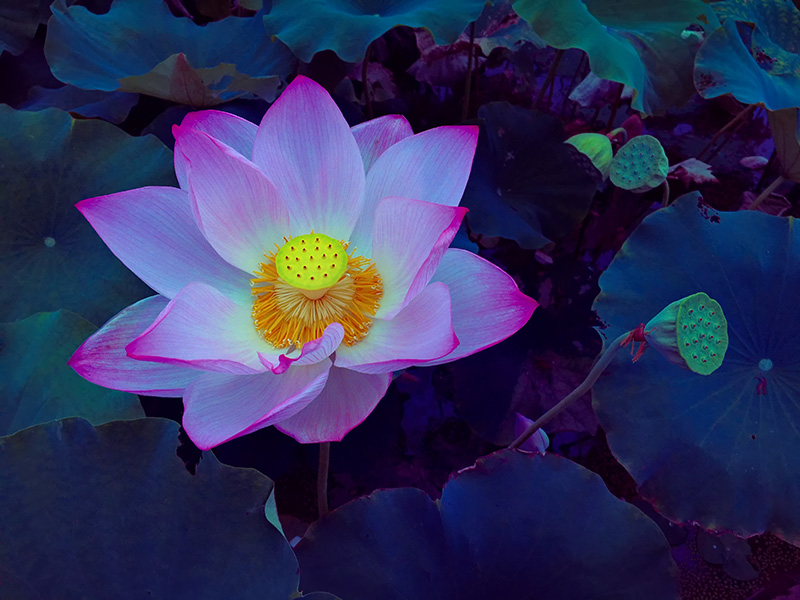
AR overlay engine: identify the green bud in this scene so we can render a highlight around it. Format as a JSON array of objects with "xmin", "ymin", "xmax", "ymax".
[
  {"xmin": 565, "ymin": 133, "xmax": 613, "ymax": 180},
  {"xmin": 644, "ymin": 292, "xmax": 728, "ymax": 375}
]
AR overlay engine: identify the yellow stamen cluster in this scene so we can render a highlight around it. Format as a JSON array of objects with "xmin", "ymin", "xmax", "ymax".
[{"xmin": 251, "ymin": 234, "xmax": 382, "ymax": 349}]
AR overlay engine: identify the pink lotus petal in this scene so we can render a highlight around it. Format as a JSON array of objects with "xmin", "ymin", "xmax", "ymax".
[
  {"xmin": 174, "ymin": 126, "xmax": 290, "ymax": 273},
  {"xmin": 370, "ymin": 196, "xmax": 467, "ymax": 319},
  {"xmin": 351, "ymin": 114, "xmax": 413, "ymax": 174},
  {"xmin": 264, "ymin": 322, "xmax": 345, "ymax": 375},
  {"xmin": 424, "ymin": 248, "xmax": 537, "ymax": 365},
  {"xmin": 126, "ymin": 282, "xmax": 269, "ymax": 375},
  {"xmin": 174, "ymin": 110, "xmax": 258, "ymax": 189},
  {"xmin": 182, "ymin": 360, "xmax": 331, "ymax": 449},
  {"xmin": 350, "ymin": 125, "xmax": 477, "ymax": 254},
  {"xmin": 252, "ymin": 75, "xmax": 365, "ymax": 240},
  {"xmin": 334, "ymin": 282, "xmax": 458, "ymax": 374},
  {"xmin": 68, "ymin": 296, "xmax": 200, "ymax": 396},
  {"xmin": 76, "ymin": 187, "xmax": 249, "ymax": 301},
  {"xmin": 276, "ymin": 367, "xmax": 392, "ymax": 443}
]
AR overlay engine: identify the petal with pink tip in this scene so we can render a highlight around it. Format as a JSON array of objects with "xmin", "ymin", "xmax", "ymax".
[
  {"xmin": 183, "ymin": 360, "xmax": 331, "ymax": 449},
  {"xmin": 69, "ymin": 296, "xmax": 200, "ymax": 396},
  {"xmin": 276, "ymin": 367, "xmax": 392, "ymax": 443},
  {"xmin": 334, "ymin": 282, "xmax": 457, "ymax": 374},
  {"xmin": 127, "ymin": 282, "xmax": 270, "ymax": 375},
  {"xmin": 262, "ymin": 322, "xmax": 344, "ymax": 375},
  {"xmin": 351, "ymin": 114, "xmax": 413, "ymax": 174},
  {"xmin": 424, "ymin": 248, "xmax": 537, "ymax": 365},
  {"xmin": 370, "ymin": 196, "xmax": 467, "ymax": 319},
  {"xmin": 252, "ymin": 75, "xmax": 365, "ymax": 240},
  {"xmin": 77, "ymin": 186, "xmax": 249, "ymax": 301},
  {"xmin": 350, "ymin": 125, "xmax": 478, "ymax": 254},
  {"xmin": 175, "ymin": 126, "xmax": 290, "ymax": 273},
  {"xmin": 174, "ymin": 110, "xmax": 258, "ymax": 189}
]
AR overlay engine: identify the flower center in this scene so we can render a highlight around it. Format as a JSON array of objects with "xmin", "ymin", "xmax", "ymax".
[
  {"xmin": 275, "ymin": 233, "xmax": 349, "ymax": 300},
  {"xmin": 251, "ymin": 233, "xmax": 382, "ymax": 349}
]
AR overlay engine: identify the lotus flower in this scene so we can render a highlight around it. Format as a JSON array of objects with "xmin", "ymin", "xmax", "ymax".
[{"xmin": 69, "ymin": 76, "xmax": 537, "ymax": 449}]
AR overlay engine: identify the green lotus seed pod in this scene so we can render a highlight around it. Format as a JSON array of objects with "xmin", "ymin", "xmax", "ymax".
[
  {"xmin": 565, "ymin": 133, "xmax": 613, "ymax": 180},
  {"xmin": 644, "ymin": 292, "xmax": 728, "ymax": 375},
  {"xmin": 609, "ymin": 134, "xmax": 668, "ymax": 193}
]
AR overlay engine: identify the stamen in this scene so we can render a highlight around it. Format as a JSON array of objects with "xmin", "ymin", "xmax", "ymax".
[{"xmin": 251, "ymin": 234, "xmax": 383, "ymax": 348}]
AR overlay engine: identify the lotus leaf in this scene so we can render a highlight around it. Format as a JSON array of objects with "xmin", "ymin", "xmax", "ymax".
[
  {"xmin": 512, "ymin": 0, "xmax": 716, "ymax": 114},
  {"xmin": 461, "ymin": 102, "xmax": 597, "ymax": 250},
  {"xmin": 594, "ymin": 192, "xmax": 800, "ymax": 543},
  {"xmin": 694, "ymin": 0, "xmax": 800, "ymax": 110},
  {"xmin": 45, "ymin": 0, "xmax": 295, "ymax": 106},
  {"xmin": 297, "ymin": 450, "xmax": 679, "ymax": 599},
  {"xmin": 263, "ymin": 0, "xmax": 486, "ymax": 63},
  {"xmin": 0, "ymin": 418, "xmax": 300, "ymax": 599},
  {"xmin": 0, "ymin": 311, "xmax": 143, "ymax": 437},
  {"xmin": 0, "ymin": 106, "xmax": 171, "ymax": 323}
]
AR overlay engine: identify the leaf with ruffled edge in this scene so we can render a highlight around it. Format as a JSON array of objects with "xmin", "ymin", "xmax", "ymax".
[
  {"xmin": 512, "ymin": 0, "xmax": 716, "ymax": 114},
  {"xmin": 22, "ymin": 85, "xmax": 138, "ymax": 123},
  {"xmin": 45, "ymin": 0, "xmax": 295, "ymax": 106},
  {"xmin": 0, "ymin": 106, "xmax": 171, "ymax": 323},
  {"xmin": 296, "ymin": 450, "xmax": 678, "ymax": 599},
  {"xmin": 0, "ymin": 418, "xmax": 302, "ymax": 599},
  {"xmin": 594, "ymin": 192, "xmax": 800, "ymax": 544},
  {"xmin": 461, "ymin": 102, "xmax": 597, "ymax": 250},
  {"xmin": 0, "ymin": 311, "xmax": 143, "ymax": 437},
  {"xmin": 263, "ymin": 0, "xmax": 486, "ymax": 63},
  {"xmin": 694, "ymin": 0, "xmax": 800, "ymax": 111},
  {"xmin": 0, "ymin": 1, "xmax": 41, "ymax": 54}
]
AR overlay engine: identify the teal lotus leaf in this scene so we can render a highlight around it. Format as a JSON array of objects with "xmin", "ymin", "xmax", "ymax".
[
  {"xmin": 0, "ymin": 311, "xmax": 143, "ymax": 437},
  {"xmin": 263, "ymin": 0, "xmax": 487, "ymax": 63},
  {"xmin": 45, "ymin": 0, "xmax": 295, "ymax": 106},
  {"xmin": 0, "ymin": 418, "xmax": 300, "ymax": 599},
  {"xmin": 297, "ymin": 450, "xmax": 679, "ymax": 599},
  {"xmin": 694, "ymin": 0, "xmax": 800, "ymax": 110},
  {"xmin": 0, "ymin": 106, "xmax": 170, "ymax": 323},
  {"xmin": 768, "ymin": 107, "xmax": 800, "ymax": 182},
  {"xmin": 0, "ymin": 0, "xmax": 41, "ymax": 54},
  {"xmin": 594, "ymin": 192, "xmax": 800, "ymax": 544},
  {"xmin": 512, "ymin": 0, "xmax": 716, "ymax": 114},
  {"xmin": 22, "ymin": 85, "xmax": 138, "ymax": 123},
  {"xmin": 461, "ymin": 102, "xmax": 597, "ymax": 250}
]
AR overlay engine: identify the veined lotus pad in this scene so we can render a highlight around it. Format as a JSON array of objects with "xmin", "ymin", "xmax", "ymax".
[{"xmin": 594, "ymin": 192, "xmax": 800, "ymax": 543}]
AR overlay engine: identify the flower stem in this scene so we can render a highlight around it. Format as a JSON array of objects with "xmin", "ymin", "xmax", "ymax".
[
  {"xmin": 605, "ymin": 82, "xmax": 625, "ymax": 132},
  {"xmin": 362, "ymin": 43, "xmax": 373, "ymax": 119},
  {"xmin": 749, "ymin": 174, "xmax": 785, "ymax": 211},
  {"xmin": 317, "ymin": 441, "xmax": 330, "ymax": 518},
  {"xmin": 661, "ymin": 179, "xmax": 671, "ymax": 206},
  {"xmin": 461, "ymin": 22, "xmax": 476, "ymax": 122},
  {"xmin": 508, "ymin": 331, "xmax": 630, "ymax": 450},
  {"xmin": 696, "ymin": 104, "xmax": 754, "ymax": 161},
  {"xmin": 534, "ymin": 49, "xmax": 563, "ymax": 110}
]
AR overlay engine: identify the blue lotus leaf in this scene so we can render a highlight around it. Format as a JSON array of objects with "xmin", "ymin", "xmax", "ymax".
[
  {"xmin": 594, "ymin": 192, "xmax": 800, "ymax": 544},
  {"xmin": 297, "ymin": 450, "xmax": 679, "ymax": 599},
  {"xmin": 45, "ymin": 0, "xmax": 295, "ymax": 106},
  {"xmin": 461, "ymin": 102, "xmax": 597, "ymax": 250},
  {"xmin": 0, "ymin": 106, "xmax": 171, "ymax": 323},
  {"xmin": 768, "ymin": 107, "xmax": 800, "ymax": 182},
  {"xmin": 512, "ymin": 0, "xmax": 717, "ymax": 114},
  {"xmin": 22, "ymin": 85, "xmax": 138, "ymax": 123},
  {"xmin": 263, "ymin": 0, "xmax": 487, "ymax": 63},
  {"xmin": 0, "ymin": 1, "xmax": 41, "ymax": 54},
  {"xmin": 0, "ymin": 311, "xmax": 143, "ymax": 437},
  {"xmin": 694, "ymin": 0, "xmax": 800, "ymax": 110},
  {"xmin": 0, "ymin": 418, "xmax": 300, "ymax": 599}
]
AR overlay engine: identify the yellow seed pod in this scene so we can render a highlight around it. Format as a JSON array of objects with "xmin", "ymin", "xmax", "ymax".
[{"xmin": 275, "ymin": 233, "xmax": 348, "ymax": 291}]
